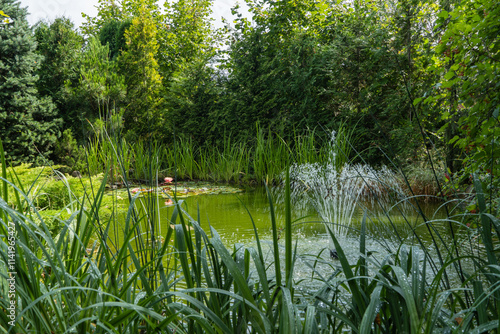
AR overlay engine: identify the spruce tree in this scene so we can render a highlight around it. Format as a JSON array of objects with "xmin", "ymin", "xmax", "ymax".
[{"xmin": 0, "ymin": 0, "xmax": 61, "ymax": 164}]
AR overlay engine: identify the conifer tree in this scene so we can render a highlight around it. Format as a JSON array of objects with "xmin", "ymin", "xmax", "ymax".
[
  {"xmin": 119, "ymin": 3, "xmax": 162, "ymax": 138},
  {"xmin": 34, "ymin": 17, "xmax": 83, "ymax": 138},
  {"xmin": 0, "ymin": 0, "xmax": 61, "ymax": 164}
]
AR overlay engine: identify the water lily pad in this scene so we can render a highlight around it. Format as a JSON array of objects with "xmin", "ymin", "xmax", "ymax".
[{"xmin": 106, "ymin": 182, "xmax": 244, "ymax": 198}]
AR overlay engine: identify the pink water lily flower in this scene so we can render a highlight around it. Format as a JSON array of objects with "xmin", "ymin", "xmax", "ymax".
[
  {"xmin": 165, "ymin": 199, "xmax": 174, "ymax": 206},
  {"xmin": 164, "ymin": 177, "xmax": 173, "ymax": 183},
  {"xmin": 131, "ymin": 188, "xmax": 140, "ymax": 193}
]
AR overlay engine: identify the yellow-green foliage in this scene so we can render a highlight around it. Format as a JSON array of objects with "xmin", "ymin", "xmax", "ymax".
[
  {"xmin": 2, "ymin": 163, "xmax": 128, "ymax": 235},
  {"xmin": 6, "ymin": 164, "xmax": 92, "ymax": 208}
]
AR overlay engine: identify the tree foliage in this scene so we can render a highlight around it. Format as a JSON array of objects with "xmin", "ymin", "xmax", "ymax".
[
  {"xmin": 436, "ymin": 0, "xmax": 499, "ymax": 168},
  {"xmin": 218, "ymin": 0, "xmax": 332, "ymax": 141},
  {"xmin": 0, "ymin": 0, "xmax": 61, "ymax": 164},
  {"xmin": 65, "ymin": 36, "xmax": 126, "ymax": 139},
  {"xmin": 218, "ymin": 0, "xmax": 435, "ymax": 163},
  {"xmin": 34, "ymin": 17, "xmax": 84, "ymax": 136},
  {"xmin": 161, "ymin": 0, "xmax": 216, "ymax": 75},
  {"xmin": 422, "ymin": 0, "xmax": 499, "ymax": 207},
  {"xmin": 158, "ymin": 0, "xmax": 220, "ymax": 143},
  {"xmin": 5, "ymin": 0, "xmax": 499, "ymax": 198},
  {"xmin": 119, "ymin": 3, "xmax": 162, "ymax": 138},
  {"xmin": 98, "ymin": 19, "xmax": 131, "ymax": 60}
]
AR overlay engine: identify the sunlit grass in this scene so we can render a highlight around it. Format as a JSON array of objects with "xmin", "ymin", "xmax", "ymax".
[
  {"xmin": 82, "ymin": 126, "xmax": 331, "ymax": 185},
  {"xmin": 1, "ymin": 133, "xmax": 499, "ymax": 333}
]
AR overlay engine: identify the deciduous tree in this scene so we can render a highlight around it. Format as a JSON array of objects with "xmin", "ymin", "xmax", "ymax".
[{"xmin": 427, "ymin": 0, "xmax": 499, "ymax": 202}]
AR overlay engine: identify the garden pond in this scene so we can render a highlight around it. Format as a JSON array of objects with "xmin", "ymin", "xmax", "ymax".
[{"xmin": 105, "ymin": 182, "xmax": 461, "ymax": 271}]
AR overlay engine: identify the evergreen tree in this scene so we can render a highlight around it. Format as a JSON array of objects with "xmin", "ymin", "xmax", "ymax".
[
  {"xmin": 34, "ymin": 17, "xmax": 84, "ymax": 139},
  {"xmin": 0, "ymin": 0, "xmax": 61, "ymax": 164},
  {"xmin": 221, "ymin": 0, "xmax": 332, "ymax": 141},
  {"xmin": 119, "ymin": 4, "xmax": 162, "ymax": 138},
  {"xmin": 65, "ymin": 36, "xmax": 126, "ymax": 137},
  {"xmin": 99, "ymin": 19, "xmax": 131, "ymax": 60},
  {"xmin": 161, "ymin": 0, "xmax": 219, "ymax": 143}
]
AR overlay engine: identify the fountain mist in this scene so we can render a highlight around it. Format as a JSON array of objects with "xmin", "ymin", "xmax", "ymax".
[{"xmin": 288, "ymin": 131, "xmax": 407, "ymax": 243}]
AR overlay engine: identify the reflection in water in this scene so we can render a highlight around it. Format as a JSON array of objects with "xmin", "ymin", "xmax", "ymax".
[
  {"xmin": 108, "ymin": 185, "xmax": 471, "ymax": 288},
  {"xmin": 113, "ymin": 186, "xmax": 451, "ymax": 249}
]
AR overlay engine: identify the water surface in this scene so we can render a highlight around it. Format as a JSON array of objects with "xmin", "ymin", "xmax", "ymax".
[{"xmin": 111, "ymin": 185, "xmax": 453, "ymax": 248}]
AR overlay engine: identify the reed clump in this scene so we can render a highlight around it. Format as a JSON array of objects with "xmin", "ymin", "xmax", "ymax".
[
  {"xmin": 403, "ymin": 164, "xmax": 445, "ymax": 200},
  {"xmin": 73, "ymin": 126, "xmax": 331, "ymax": 186}
]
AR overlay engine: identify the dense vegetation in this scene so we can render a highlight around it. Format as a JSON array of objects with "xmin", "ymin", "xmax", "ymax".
[
  {"xmin": 1, "ymin": 140, "xmax": 500, "ymax": 332},
  {"xmin": 1, "ymin": 0, "xmax": 499, "ymax": 332},
  {"xmin": 0, "ymin": 0, "xmax": 497, "ymax": 184}
]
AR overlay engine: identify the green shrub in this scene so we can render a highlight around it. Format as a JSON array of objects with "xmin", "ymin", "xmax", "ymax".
[{"xmin": 54, "ymin": 129, "xmax": 86, "ymax": 173}]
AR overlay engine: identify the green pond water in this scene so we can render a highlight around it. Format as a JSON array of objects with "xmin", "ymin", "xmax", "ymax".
[
  {"xmin": 107, "ymin": 184, "xmax": 454, "ymax": 248},
  {"xmin": 103, "ymin": 184, "xmax": 468, "ymax": 286}
]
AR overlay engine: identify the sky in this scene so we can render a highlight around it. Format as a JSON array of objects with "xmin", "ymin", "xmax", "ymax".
[{"xmin": 18, "ymin": 0, "xmax": 248, "ymax": 29}]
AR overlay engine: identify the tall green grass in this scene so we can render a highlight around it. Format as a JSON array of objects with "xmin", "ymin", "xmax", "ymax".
[
  {"xmin": 0, "ymin": 137, "xmax": 307, "ymax": 333},
  {"xmin": 2, "ymin": 126, "xmax": 499, "ymax": 333},
  {"xmin": 81, "ymin": 126, "xmax": 332, "ymax": 185}
]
